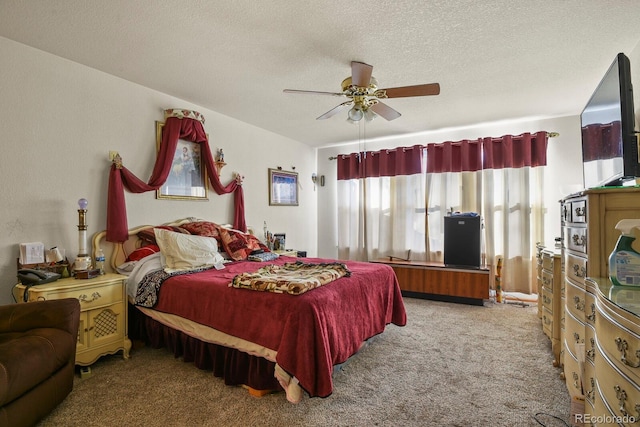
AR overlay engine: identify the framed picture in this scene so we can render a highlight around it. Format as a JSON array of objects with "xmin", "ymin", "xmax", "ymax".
[
  {"xmin": 156, "ymin": 121, "xmax": 208, "ymax": 200},
  {"xmin": 273, "ymin": 233, "xmax": 286, "ymax": 250},
  {"xmin": 269, "ymin": 168, "xmax": 298, "ymax": 206}
]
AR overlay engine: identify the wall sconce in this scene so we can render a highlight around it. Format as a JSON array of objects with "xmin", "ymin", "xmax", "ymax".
[{"xmin": 311, "ymin": 173, "xmax": 317, "ymax": 191}]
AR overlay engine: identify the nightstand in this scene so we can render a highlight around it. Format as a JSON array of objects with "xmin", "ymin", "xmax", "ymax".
[{"xmin": 14, "ymin": 273, "xmax": 131, "ymax": 369}]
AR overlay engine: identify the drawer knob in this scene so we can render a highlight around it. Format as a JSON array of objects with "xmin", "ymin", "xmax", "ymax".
[
  {"xmin": 613, "ymin": 385, "xmax": 640, "ymax": 419},
  {"xmin": 78, "ymin": 292, "xmax": 102, "ymax": 303},
  {"xmin": 586, "ymin": 338, "xmax": 595, "ymax": 363},
  {"xmin": 573, "ymin": 296, "xmax": 584, "ymax": 312},
  {"xmin": 586, "ymin": 304, "xmax": 596, "ymax": 322},
  {"xmin": 572, "ymin": 264, "xmax": 586, "ymax": 278},
  {"xmin": 615, "ymin": 337, "xmax": 640, "ymax": 368},
  {"xmin": 572, "ymin": 234, "xmax": 586, "ymax": 247},
  {"xmin": 573, "ymin": 332, "xmax": 583, "ymax": 344}
]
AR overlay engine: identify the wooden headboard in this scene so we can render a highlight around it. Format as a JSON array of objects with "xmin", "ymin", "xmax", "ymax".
[{"xmin": 92, "ymin": 218, "xmax": 253, "ymax": 272}]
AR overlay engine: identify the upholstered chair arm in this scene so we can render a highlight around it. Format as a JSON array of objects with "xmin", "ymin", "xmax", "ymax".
[{"xmin": 0, "ymin": 299, "xmax": 80, "ymax": 336}]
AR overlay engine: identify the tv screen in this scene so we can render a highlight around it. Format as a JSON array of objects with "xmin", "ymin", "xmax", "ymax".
[{"xmin": 581, "ymin": 52, "xmax": 638, "ymax": 188}]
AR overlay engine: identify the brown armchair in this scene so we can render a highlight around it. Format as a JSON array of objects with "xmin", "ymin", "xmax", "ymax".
[{"xmin": 0, "ymin": 298, "xmax": 80, "ymax": 427}]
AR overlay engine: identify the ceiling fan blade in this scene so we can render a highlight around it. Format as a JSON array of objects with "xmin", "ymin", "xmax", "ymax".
[
  {"xmin": 283, "ymin": 89, "xmax": 346, "ymax": 97},
  {"xmin": 369, "ymin": 102, "xmax": 402, "ymax": 121},
  {"xmin": 381, "ymin": 83, "xmax": 440, "ymax": 98},
  {"xmin": 316, "ymin": 101, "xmax": 353, "ymax": 120},
  {"xmin": 351, "ymin": 61, "xmax": 373, "ymax": 87}
]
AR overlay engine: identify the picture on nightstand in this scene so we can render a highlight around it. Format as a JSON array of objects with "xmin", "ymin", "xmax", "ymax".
[{"xmin": 273, "ymin": 233, "xmax": 286, "ymax": 250}]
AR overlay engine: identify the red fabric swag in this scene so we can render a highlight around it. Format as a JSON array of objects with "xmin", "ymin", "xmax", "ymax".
[{"xmin": 106, "ymin": 116, "xmax": 246, "ymax": 242}]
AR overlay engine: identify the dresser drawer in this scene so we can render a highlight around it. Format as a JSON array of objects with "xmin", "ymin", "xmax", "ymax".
[
  {"xmin": 565, "ymin": 226, "xmax": 587, "ymax": 254},
  {"xmin": 566, "ymin": 307, "xmax": 586, "ymax": 357},
  {"xmin": 571, "ymin": 199, "xmax": 587, "ymax": 224},
  {"xmin": 565, "ymin": 252, "xmax": 587, "ymax": 285},
  {"xmin": 36, "ymin": 281, "xmax": 123, "ymax": 311},
  {"xmin": 542, "ymin": 306, "xmax": 553, "ymax": 338},
  {"xmin": 541, "ymin": 269, "xmax": 555, "ymax": 291},
  {"xmin": 596, "ymin": 304, "xmax": 640, "ymax": 385},
  {"xmin": 542, "ymin": 251, "xmax": 557, "ymax": 271},
  {"xmin": 566, "ymin": 279, "xmax": 586, "ymax": 321},
  {"xmin": 595, "ymin": 346, "xmax": 640, "ymax": 424},
  {"xmin": 564, "ymin": 341, "xmax": 584, "ymax": 398},
  {"xmin": 542, "ymin": 286, "xmax": 553, "ymax": 311}
]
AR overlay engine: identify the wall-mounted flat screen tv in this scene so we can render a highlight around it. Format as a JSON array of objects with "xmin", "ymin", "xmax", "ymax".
[{"xmin": 581, "ymin": 52, "xmax": 638, "ymax": 188}]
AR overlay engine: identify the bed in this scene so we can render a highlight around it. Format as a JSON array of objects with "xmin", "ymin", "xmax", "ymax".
[{"xmin": 93, "ymin": 218, "xmax": 406, "ymax": 402}]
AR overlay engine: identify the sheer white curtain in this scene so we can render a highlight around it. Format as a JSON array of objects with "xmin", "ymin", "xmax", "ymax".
[
  {"xmin": 425, "ymin": 171, "xmax": 482, "ymax": 262},
  {"xmin": 337, "ymin": 147, "xmax": 426, "ymax": 261},
  {"xmin": 337, "ymin": 132, "xmax": 548, "ymax": 294},
  {"xmin": 480, "ymin": 133, "xmax": 548, "ymax": 293},
  {"xmin": 481, "ymin": 164, "xmax": 545, "ymax": 294},
  {"xmin": 424, "ymin": 140, "xmax": 483, "ymax": 261}
]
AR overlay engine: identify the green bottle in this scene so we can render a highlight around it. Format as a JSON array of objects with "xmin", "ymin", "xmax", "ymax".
[{"xmin": 609, "ymin": 219, "xmax": 640, "ymax": 287}]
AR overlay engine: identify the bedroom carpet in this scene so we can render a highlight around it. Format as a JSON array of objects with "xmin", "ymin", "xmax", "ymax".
[{"xmin": 38, "ymin": 298, "xmax": 570, "ymax": 427}]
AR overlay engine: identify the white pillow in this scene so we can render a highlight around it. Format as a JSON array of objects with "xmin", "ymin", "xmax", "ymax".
[{"xmin": 153, "ymin": 228, "xmax": 225, "ymax": 273}]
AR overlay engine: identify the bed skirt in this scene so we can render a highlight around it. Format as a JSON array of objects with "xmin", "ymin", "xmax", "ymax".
[{"xmin": 128, "ymin": 304, "xmax": 283, "ymax": 392}]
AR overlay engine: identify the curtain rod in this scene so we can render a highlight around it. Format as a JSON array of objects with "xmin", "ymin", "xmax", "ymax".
[{"xmin": 327, "ymin": 132, "xmax": 559, "ymax": 160}]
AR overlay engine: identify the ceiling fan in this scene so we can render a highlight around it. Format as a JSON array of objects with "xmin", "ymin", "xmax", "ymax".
[{"xmin": 283, "ymin": 61, "xmax": 440, "ymax": 122}]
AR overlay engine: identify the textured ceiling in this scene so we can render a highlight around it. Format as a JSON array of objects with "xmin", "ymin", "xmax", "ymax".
[{"xmin": 2, "ymin": 1, "xmax": 640, "ymax": 147}]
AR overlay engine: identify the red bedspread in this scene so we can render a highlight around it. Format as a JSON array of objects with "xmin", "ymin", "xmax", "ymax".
[{"xmin": 150, "ymin": 256, "xmax": 406, "ymax": 398}]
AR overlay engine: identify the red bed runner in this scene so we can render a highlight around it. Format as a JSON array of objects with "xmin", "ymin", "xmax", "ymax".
[{"xmin": 149, "ymin": 256, "xmax": 406, "ymax": 398}]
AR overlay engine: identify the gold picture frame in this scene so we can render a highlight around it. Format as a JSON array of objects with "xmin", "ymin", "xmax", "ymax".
[
  {"xmin": 156, "ymin": 121, "xmax": 208, "ymax": 200},
  {"xmin": 268, "ymin": 168, "xmax": 298, "ymax": 206}
]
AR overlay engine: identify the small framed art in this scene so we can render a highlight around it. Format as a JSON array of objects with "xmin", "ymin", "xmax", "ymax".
[
  {"xmin": 156, "ymin": 121, "xmax": 208, "ymax": 200},
  {"xmin": 268, "ymin": 168, "xmax": 298, "ymax": 206}
]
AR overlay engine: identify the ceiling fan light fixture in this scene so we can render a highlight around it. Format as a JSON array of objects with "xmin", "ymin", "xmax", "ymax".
[
  {"xmin": 348, "ymin": 106, "xmax": 364, "ymax": 122},
  {"xmin": 364, "ymin": 108, "xmax": 377, "ymax": 122}
]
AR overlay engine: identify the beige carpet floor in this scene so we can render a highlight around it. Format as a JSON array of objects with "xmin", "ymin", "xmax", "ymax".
[{"xmin": 38, "ymin": 298, "xmax": 570, "ymax": 427}]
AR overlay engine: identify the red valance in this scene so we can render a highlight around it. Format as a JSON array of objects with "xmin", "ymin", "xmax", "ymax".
[
  {"xmin": 481, "ymin": 131, "xmax": 548, "ymax": 170},
  {"xmin": 337, "ymin": 145, "xmax": 424, "ymax": 180},
  {"xmin": 426, "ymin": 140, "xmax": 482, "ymax": 173},
  {"xmin": 106, "ymin": 116, "xmax": 245, "ymax": 242}
]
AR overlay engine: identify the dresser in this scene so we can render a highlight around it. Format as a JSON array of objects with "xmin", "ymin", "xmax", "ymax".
[
  {"xmin": 537, "ymin": 245, "xmax": 563, "ymax": 367},
  {"xmin": 14, "ymin": 273, "xmax": 131, "ymax": 368},
  {"xmin": 561, "ymin": 187, "xmax": 640, "ymax": 424},
  {"xmin": 590, "ymin": 277, "xmax": 640, "ymax": 426}
]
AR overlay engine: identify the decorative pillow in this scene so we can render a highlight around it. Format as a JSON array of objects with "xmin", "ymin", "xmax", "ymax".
[
  {"xmin": 138, "ymin": 225, "xmax": 191, "ymax": 245},
  {"xmin": 153, "ymin": 228, "xmax": 225, "ymax": 273},
  {"xmin": 218, "ymin": 227, "xmax": 268, "ymax": 261},
  {"xmin": 126, "ymin": 245, "xmax": 161, "ymax": 262},
  {"xmin": 179, "ymin": 221, "xmax": 221, "ymax": 239}
]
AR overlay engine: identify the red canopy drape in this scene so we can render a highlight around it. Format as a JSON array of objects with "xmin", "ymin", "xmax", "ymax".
[
  {"xmin": 337, "ymin": 145, "xmax": 424, "ymax": 180},
  {"xmin": 106, "ymin": 116, "xmax": 245, "ymax": 242}
]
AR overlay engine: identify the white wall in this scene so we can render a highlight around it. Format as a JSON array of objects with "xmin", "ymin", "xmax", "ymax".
[{"xmin": 0, "ymin": 37, "xmax": 317, "ymax": 304}]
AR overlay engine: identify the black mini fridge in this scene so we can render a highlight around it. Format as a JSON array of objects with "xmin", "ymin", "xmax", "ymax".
[{"xmin": 444, "ymin": 215, "xmax": 481, "ymax": 268}]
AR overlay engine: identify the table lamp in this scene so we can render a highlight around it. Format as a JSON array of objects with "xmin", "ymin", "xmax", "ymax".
[{"xmin": 74, "ymin": 198, "xmax": 93, "ymax": 272}]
